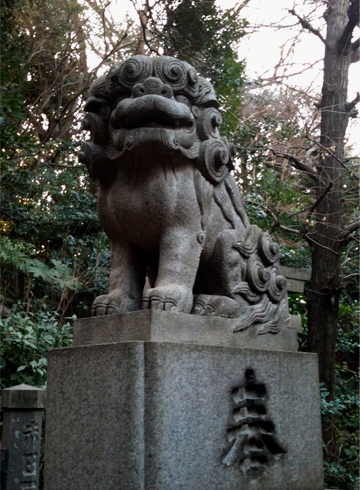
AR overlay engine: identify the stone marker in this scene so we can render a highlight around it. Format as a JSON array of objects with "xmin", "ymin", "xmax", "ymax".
[
  {"xmin": 1, "ymin": 384, "xmax": 45, "ymax": 490},
  {"xmin": 45, "ymin": 56, "xmax": 324, "ymax": 490},
  {"xmin": 279, "ymin": 266, "xmax": 312, "ymax": 294}
]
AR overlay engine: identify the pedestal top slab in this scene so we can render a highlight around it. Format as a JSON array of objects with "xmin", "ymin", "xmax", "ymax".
[{"xmin": 73, "ymin": 310, "xmax": 298, "ymax": 351}]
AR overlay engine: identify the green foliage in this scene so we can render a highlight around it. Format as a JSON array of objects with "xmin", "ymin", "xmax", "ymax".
[
  {"xmin": 319, "ymin": 295, "xmax": 360, "ymax": 490},
  {"xmin": 321, "ymin": 371, "xmax": 359, "ymax": 490},
  {"xmin": 0, "ymin": 237, "xmax": 80, "ymax": 292},
  {"xmin": 0, "ymin": 0, "xmax": 31, "ymax": 125},
  {"xmin": 0, "ymin": 300, "xmax": 73, "ymax": 389},
  {"xmin": 0, "ymin": 160, "xmax": 109, "ymax": 317}
]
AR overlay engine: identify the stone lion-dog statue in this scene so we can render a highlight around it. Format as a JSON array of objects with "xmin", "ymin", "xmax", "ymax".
[{"xmin": 79, "ymin": 55, "xmax": 287, "ymax": 334}]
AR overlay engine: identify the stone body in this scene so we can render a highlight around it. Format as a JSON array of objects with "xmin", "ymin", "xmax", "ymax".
[
  {"xmin": 45, "ymin": 313, "xmax": 324, "ymax": 490},
  {"xmin": 1, "ymin": 384, "xmax": 45, "ymax": 490},
  {"xmin": 80, "ymin": 55, "xmax": 288, "ymax": 335}
]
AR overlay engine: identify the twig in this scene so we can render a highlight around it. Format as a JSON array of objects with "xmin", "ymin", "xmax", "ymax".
[
  {"xmin": 351, "ymin": 37, "xmax": 360, "ymax": 62},
  {"xmin": 305, "ymin": 135, "xmax": 360, "ymax": 179},
  {"xmin": 269, "ymin": 148, "xmax": 320, "ymax": 181},
  {"xmin": 341, "ymin": 273, "xmax": 360, "ymax": 279},
  {"xmin": 246, "ymin": 200, "xmax": 301, "ymax": 235},
  {"xmin": 342, "ymin": 221, "xmax": 360, "ymax": 245},
  {"xmin": 302, "ymin": 182, "xmax": 334, "ymax": 233},
  {"xmin": 235, "ymin": 143, "xmax": 323, "ymax": 183},
  {"xmin": 343, "ymin": 220, "xmax": 360, "ymax": 234},
  {"xmin": 48, "ymin": 163, "xmax": 86, "ymax": 168},
  {"xmin": 304, "ymin": 234, "xmax": 339, "ymax": 256},
  {"xmin": 288, "ymin": 9, "xmax": 326, "ymax": 44},
  {"xmin": 56, "ymin": 33, "xmax": 129, "ymax": 124}
]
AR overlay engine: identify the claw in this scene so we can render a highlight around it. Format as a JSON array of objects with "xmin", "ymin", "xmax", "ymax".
[
  {"xmin": 192, "ymin": 296, "xmax": 210, "ymax": 315},
  {"xmin": 150, "ymin": 295, "xmax": 166, "ymax": 310},
  {"xmin": 192, "ymin": 305, "xmax": 205, "ymax": 315},
  {"xmin": 142, "ymin": 295, "xmax": 150, "ymax": 310},
  {"xmin": 164, "ymin": 299, "xmax": 177, "ymax": 311},
  {"xmin": 205, "ymin": 304, "xmax": 216, "ymax": 316},
  {"xmin": 145, "ymin": 285, "xmax": 192, "ymax": 313},
  {"xmin": 91, "ymin": 290, "xmax": 141, "ymax": 316}
]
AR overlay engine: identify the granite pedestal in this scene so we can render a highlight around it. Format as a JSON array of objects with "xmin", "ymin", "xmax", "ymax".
[{"xmin": 45, "ymin": 312, "xmax": 323, "ymax": 490}]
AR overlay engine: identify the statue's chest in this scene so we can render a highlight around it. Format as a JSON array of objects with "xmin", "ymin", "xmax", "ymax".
[{"xmin": 98, "ymin": 164, "xmax": 200, "ymax": 239}]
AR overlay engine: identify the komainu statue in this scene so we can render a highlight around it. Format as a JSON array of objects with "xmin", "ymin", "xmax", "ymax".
[{"xmin": 80, "ymin": 55, "xmax": 288, "ymax": 334}]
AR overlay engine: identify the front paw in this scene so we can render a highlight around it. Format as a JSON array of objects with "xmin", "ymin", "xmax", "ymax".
[
  {"xmin": 143, "ymin": 285, "xmax": 193, "ymax": 313},
  {"xmin": 91, "ymin": 290, "xmax": 139, "ymax": 316}
]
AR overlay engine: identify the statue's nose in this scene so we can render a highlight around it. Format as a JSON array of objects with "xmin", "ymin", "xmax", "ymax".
[{"xmin": 132, "ymin": 77, "xmax": 173, "ymax": 99}]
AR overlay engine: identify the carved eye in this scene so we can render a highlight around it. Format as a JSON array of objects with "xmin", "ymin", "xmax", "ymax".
[{"xmin": 175, "ymin": 95, "xmax": 190, "ymax": 107}]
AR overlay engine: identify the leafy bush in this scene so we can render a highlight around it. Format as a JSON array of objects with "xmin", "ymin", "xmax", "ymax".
[
  {"xmin": 321, "ymin": 373, "xmax": 359, "ymax": 490},
  {"xmin": 321, "ymin": 297, "xmax": 360, "ymax": 490},
  {"xmin": 0, "ymin": 300, "xmax": 73, "ymax": 389}
]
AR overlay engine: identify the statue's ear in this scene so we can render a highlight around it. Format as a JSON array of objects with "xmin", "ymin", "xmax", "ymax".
[
  {"xmin": 197, "ymin": 138, "xmax": 232, "ymax": 185},
  {"xmin": 195, "ymin": 76, "xmax": 219, "ymax": 108}
]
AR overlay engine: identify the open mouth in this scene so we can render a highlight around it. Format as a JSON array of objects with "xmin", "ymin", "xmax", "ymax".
[
  {"xmin": 126, "ymin": 114, "xmax": 194, "ymax": 130},
  {"xmin": 111, "ymin": 95, "xmax": 195, "ymax": 132}
]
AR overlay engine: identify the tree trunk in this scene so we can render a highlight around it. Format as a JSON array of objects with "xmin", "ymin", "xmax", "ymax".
[{"xmin": 306, "ymin": 0, "xmax": 353, "ymax": 460}]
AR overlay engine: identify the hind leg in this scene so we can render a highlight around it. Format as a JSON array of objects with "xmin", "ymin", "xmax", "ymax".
[
  {"xmin": 193, "ymin": 229, "xmax": 246, "ymax": 318},
  {"xmin": 192, "ymin": 294, "xmax": 246, "ymax": 317}
]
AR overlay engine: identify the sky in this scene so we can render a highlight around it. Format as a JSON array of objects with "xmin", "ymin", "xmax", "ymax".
[{"xmin": 219, "ymin": 0, "xmax": 359, "ymax": 151}]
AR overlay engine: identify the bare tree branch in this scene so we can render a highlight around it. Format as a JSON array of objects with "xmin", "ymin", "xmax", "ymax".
[
  {"xmin": 130, "ymin": 0, "xmax": 161, "ymax": 55},
  {"xmin": 269, "ymin": 148, "xmax": 320, "ymax": 181},
  {"xmin": 235, "ymin": 143, "xmax": 323, "ymax": 183},
  {"xmin": 304, "ymin": 234, "xmax": 340, "ymax": 256},
  {"xmin": 343, "ymin": 220, "xmax": 360, "ymax": 234},
  {"xmin": 288, "ymin": 9, "xmax": 326, "ymax": 44},
  {"xmin": 48, "ymin": 163, "xmax": 86, "ymax": 168},
  {"xmin": 305, "ymin": 135, "xmax": 360, "ymax": 179},
  {"xmin": 345, "ymin": 92, "xmax": 360, "ymax": 112},
  {"xmin": 338, "ymin": 0, "xmax": 359, "ymax": 54},
  {"xmin": 302, "ymin": 182, "xmax": 334, "ymax": 234},
  {"xmin": 246, "ymin": 200, "xmax": 301, "ymax": 235},
  {"xmin": 340, "ymin": 220, "xmax": 360, "ymax": 244},
  {"xmin": 351, "ymin": 36, "xmax": 360, "ymax": 62},
  {"xmin": 57, "ymin": 32, "xmax": 129, "ymax": 124}
]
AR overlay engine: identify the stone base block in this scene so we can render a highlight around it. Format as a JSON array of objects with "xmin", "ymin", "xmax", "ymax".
[
  {"xmin": 45, "ymin": 340, "xmax": 323, "ymax": 489},
  {"xmin": 73, "ymin": 310, "xmax": 298, "ymax": 352}
]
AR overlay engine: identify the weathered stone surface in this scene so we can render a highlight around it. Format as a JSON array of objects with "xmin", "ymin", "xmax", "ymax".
[
  {"xmin": 278, "ymin": 267, "xmax": 312, "ymax": 294},
  {"xmin": 2, "ymin": 383, "xmax": 46, "ymax": 410},
  {"xmin": 289, "ymin": 314, "xmax": 303, "ymax": 333},
  {"xmin": 283, "ymin": 278, "xmax": 305, "ymax": 293},
  {"xmin": 1, "ymin": 385, "xmax": 45, "ymax": 490},
  {"xmin": 73, "ymin": 310, "xmax": 298, "ymax": 351},
  {"xmin": 279, "ymin": 266, "xmax": 312, "ymax": 282},
  {"xmin": 45, "ymin": 341, "xmax": 323, "ymax": 490},
  {"xmin": 80, "ymin": 55, "xmax": 289, "ymax": 335}
]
